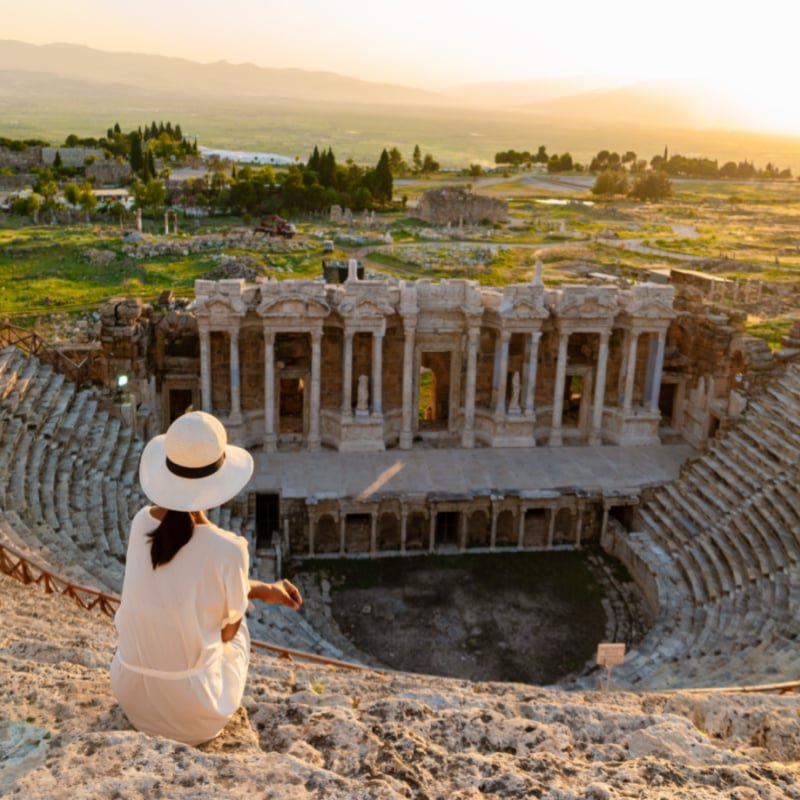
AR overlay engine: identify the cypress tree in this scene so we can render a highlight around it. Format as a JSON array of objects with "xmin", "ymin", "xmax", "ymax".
[
  {"xmin": 374, "ymin": 148, "xmax": 393, "ymax": 203},
  {"xmin": 129, "ymin": 132, "xmax": 144, "ymax": 173},
  {"xmin": 308, "ymin": 145, "xmax": 321, "ymax": 172}
]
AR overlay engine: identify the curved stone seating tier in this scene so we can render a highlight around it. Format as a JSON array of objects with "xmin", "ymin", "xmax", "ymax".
[
  {"xmin": 0, "ymin": 347, "xmax": 145, "ymax": 593},
  {"xmin": 615, "ymin": 364, "xmax": 800, "ymax": 689},
  {"xmin": 0, "ymin": 346, "xmax": 344, "ymax": 658}
]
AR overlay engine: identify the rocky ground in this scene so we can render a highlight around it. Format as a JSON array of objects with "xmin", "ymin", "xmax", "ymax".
[{"xmin": 3, "ymin": 572, "xmax": 800, "ymax": 799}]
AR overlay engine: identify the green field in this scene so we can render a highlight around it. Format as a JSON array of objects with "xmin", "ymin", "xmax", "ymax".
[{"xmin": 2, "ymin": 173, "xmax": 799, "ymax": 351}]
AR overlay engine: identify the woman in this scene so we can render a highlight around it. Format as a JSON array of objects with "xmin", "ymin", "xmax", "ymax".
[{"xmin": 110, "ymin": 411, "xmax": 302, "ymax": 745}]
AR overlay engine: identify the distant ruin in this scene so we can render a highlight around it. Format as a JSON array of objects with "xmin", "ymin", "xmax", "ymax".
[{"xmin": 414, "ymin": 187, "xmax": 508, "ymax": 226}]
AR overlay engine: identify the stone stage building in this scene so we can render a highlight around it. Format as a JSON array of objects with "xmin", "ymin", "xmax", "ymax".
[
  {"xmin": 191, "ymin": 275, "xmax": 675, "ymax": 453},
  {"xmin": 99, "ymin": 272, "xmax": 772, "ymax": 562}
]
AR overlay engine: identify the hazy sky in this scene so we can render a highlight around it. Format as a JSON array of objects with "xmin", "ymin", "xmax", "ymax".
[{"xmin": 5, "ymin": 0, "xmax": 800, "ymax": 130}]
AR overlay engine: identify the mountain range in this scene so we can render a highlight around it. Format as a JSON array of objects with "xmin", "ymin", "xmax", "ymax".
[{"xmin": 0, "ymin": 39, "xmax": 739, "ymax": 130}]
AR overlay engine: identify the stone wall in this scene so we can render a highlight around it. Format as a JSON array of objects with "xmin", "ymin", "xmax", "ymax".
[
  {"xmin": 0, "ymin": 146, "xmax": 42, "ymax": 170},
  {"xmin": 41, "ymin": 147, "xmax": 104, "ymax": 167},
  {"xmin": 86, "ymin": 160, "xmax": 132, "ymax": 186},
  {"xmin": 415, "ymin": 187, "xmax": 508, "ymax": 226}
]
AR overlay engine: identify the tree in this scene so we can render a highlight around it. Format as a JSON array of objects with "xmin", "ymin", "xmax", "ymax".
[
  {"xmin": 373, "ymin": 148, "xmax": 393, "ymax": 203},
  {"xmin": 11, "ymin": 193, "xmax": 40, "ymax": 219},
  {"xmin": 78, "ymin": 183, "xmax": 97, "ymax": 221},
  {"xmin": 534, "ymin": 145, "xmax": 548, "ymax": 164},
  {"xmin": 53, "ymin": 151, "xmax": 63, "ymax": 169},
  {"xmin": 147, "ymin": 149, "xmax": 157, "ymax": 180},
  {"xmin": 129, "ymin": 132, "xmax": 144, "ymax": 174},
  {"xmin": 629, "ymin": 171, "xmax": 672, "ymax": 202},
  {"xmin": 64, "ymin": 183, "xmax": 81, "ymax": 206},
  {"xmin": 421, "ymin": 153, "xmax": 439, "ymax": 173},
  {"xmin": 388, "ymin": 146, "xmax": 406, "ymax": 175},
  {"xmin": 591, "ymin": 170, "xmax": 629, "ymax": 196},
  {"xmin": 468, "ymin": 164, "xmax": 483, "ymax": 177},
  {"xmin": 133, "ymin": 178, "xmax": 166, "ymax": 209},
  {"xmin": 307, "ymin": 146, "xmax": 321, "ymax": 172},
  {"xmin": 622, "ymin": 150, "xmax": 637, "ymax": 167},
  {"xmin": 412, "ymin": 144, "xmax": 422, "ymax": 172},
  {"xmin": 319, "ymin": 148, "xmax": 337, "ymax": 188}
]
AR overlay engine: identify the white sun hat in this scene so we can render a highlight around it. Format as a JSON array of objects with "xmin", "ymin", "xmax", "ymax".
[{"xmin": 139, "ymin": 411, "xmax": 254, "ymax": 512}]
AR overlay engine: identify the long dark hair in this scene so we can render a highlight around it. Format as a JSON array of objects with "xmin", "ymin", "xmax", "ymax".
[{"xmin": 147, "ymin": 510, "xmax": 194, "ymax": 568}]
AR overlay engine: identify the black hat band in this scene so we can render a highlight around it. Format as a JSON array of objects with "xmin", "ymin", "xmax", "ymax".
[{"xmin": 166, "ymin": 453, "xmax": 225, "ymax": 479}]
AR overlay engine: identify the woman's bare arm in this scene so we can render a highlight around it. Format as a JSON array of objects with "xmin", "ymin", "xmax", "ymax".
[{"xmin": 248, "ymin": 579, "xmax": 303, "ymax": 610}]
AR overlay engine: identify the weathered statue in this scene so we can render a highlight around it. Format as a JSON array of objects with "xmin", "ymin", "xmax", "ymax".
[
  {"xmin": 356, "ymin": 374, "xmax": 369, "ymax": 413},
  {"xmin": 509, "ymin": 371, "xmax": 521, "ymax": 414}
]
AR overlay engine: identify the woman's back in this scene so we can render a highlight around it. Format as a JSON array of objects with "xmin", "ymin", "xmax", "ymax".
[{"xmin": 111, "ymin": 506, "xmax": 251, "ymax": 744}]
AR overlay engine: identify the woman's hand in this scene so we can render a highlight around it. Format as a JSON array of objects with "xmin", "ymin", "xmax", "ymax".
[{"xmin": 249, "ymin": 579, "xmax": 303, "ymax": 610}]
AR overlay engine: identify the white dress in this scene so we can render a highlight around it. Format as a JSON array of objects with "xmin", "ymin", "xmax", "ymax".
[{"xmin": 110, "ymin": 507, "xmax": 251, "ymax": 745}]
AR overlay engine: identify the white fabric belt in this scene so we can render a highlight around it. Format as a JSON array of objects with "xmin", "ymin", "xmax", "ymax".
[{"xmin": 115, "ymin": 649, "xmax": 219, "ymax": 680}]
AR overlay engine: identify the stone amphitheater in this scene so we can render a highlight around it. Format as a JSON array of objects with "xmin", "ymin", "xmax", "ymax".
[{"xmin": 3, "ymin": 276, "xmax": 800, "ymax": 796}]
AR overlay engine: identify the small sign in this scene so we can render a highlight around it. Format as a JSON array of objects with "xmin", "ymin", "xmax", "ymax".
[{"xmin": 597, "ymin": 643, "xmax": 626, "ymax": 667}]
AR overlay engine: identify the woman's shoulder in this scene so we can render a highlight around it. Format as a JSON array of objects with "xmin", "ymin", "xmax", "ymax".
[
  {"xmin": 197, "ymin": 521, "xmax": 249, "ymax": 555},
  {"xmin": 131, "ymin": 505, "xmax": 161, "ymax": 533}
]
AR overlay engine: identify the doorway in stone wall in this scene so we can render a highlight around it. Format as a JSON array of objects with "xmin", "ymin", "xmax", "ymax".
[
  {"xmin": 418, "ymin": 352, "xmax": 450, "ymax": 431},
  {"xmin": 562, "ymin": 367, "xmax": 592, "ymax": 439},
  {"xmin": 255, "ymin": 493, "xmax": 280, "ymax": 551},
  {"xmin": 435, "ymin": 511, "xmax": 459, "ymax": 549},
  {"xmin": 168, "ymin": 388, "xmax": 194, "ymax": 424},
  {"xmin": 279, "ymin": 376, "xmax": 305, "ymax": 439}
]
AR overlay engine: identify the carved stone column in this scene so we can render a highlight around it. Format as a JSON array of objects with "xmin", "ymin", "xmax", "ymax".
[
  {"xmin": 370, "ymin": 511, "xmax": 378, "ymax": 556},
  {"xmin": 263, "ymin": 329, "xmax": 276, "ymax": 451},
  {"xmin": 589, "ymin": 331, "xmax": 610, "ymax": 445},
  {"xmin": 494, "ymin": 330, "xmax": 511, "ymax": 417},
  {"xmin": 547, "ymin": 507, "xmax": 557, "ymax": 548},
  {"xmin": 490, "ymin": 506, "xmax": 499, "ymax": 550},
  {"xmin": 623, "ymin": 331, "xmax": 640, "ymax": 411},
  {"xmin": 399, "ymin": 323, "xmax": 416, "ymax": 449},
  {"xmin": 517, "ymin": 507, "xmax": 526, "ymax": 549},
  {"xmin": 307, "ymin": 506, "xmax": 316, "ymax": 556},
  {"xmin": 229, "ymin": 326, "xmax": 242, "ymax": 423},
  {"xmin": 339, "ymin": 513, "xmax": 347, "ymax": 555},
  {"xmin": 524, "ymin": 330, "xmax": 541, "ymax": 417},
  {"xmin": 461, "ymin": 327, "xmax": 480, "ymax": 448},
  {"xmin": 548, "ymin": 331, "xmax": 569, "ymax": 446},
  {"xmin": 308, "ymin": 329, "xmax": 322, "ymax": 450},
  {"xmin": 371, "ymin": 330, "xmax": 383, "ymax": 415},
  {"xmin": 341, "ymin": 328, "xmax": 354, "ymax": 416},
  {"xmin": 649, "ymin": 330, "xmax": 667, "ymax": 412},
  {"xmin": 458, "ymin": 512, "xmax": 468, "ymax": 552},
  {"xmin": 199, "ymin": 326, "xmax": 211, "ymax": 413},
  {"xmin": 428, "ymin": 510, "xmax": 437, "ymax": 553},
  {"xmin": 400, "ymin": 507, "xmax": 408, "ymax": 553},
  {"xmin": 575, "ymin": 503, "xmax": 584, "ymax": 547}
]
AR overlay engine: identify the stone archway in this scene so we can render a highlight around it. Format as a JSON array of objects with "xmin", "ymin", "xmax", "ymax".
[
  {"xmin": 316, "ymin": 515, "xmax": 339, "ymax": 553},
  {"xmin": 495, "ymin": 509, "xmax": 515, "ymax": 546},
  {"xmin": 378, "ymin": 512, "xmax": 400, "ymax": 551},
  {"xmin": 467, "ymin": 509, "xmax": 490, "ymax": 548},
  {"xmin": 405, "ymin": 512, "xmax": 427, "ymax": 550}
]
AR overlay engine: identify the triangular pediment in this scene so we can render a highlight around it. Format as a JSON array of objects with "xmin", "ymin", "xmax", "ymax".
[
  {"xmin": 257, "ymin": 294, "xmax": 330, "ymax": 318},
  {"xmin": 194, "ymin": 294, "xmax": 246, "ymax": 317},
  {"xmin": 339, "ymin": 298, "xmax": 393, "ymax": 318}
]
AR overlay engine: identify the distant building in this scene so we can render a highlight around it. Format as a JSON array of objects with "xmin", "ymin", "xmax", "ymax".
[{"xmin": 415, "ymin": 187, "xmax": 508, "ymax": 226}]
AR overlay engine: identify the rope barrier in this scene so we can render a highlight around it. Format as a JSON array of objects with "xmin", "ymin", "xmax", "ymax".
[{"xmin": 0, "ymin": 324, "xmax": 92, "ymax": 385}]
